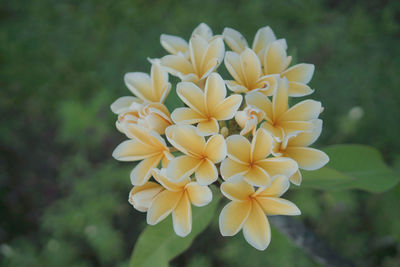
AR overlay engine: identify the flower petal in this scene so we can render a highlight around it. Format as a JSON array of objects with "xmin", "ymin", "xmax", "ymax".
[
  {"xmin": 160, "ymin": 34, "xmax": 188, "ymax": 55},
  {"xmin": 176, "ymin": 82, "xmax": 206, "ymax": 114},
  {"xmin": 192, "ymin": 23, "xmax": 213, "ymax": 40},
  {"xmin": 257, "ymin": 157, "xmax": 298, "ymax": 178},
  {"xmin": 189, "ymin": 34, "xmax": 208, "ymax": 75},
  {"xmin": 225, "ymin": 80, "xmax": 248, "ymax": 93},
  {"xmin": 112, "ymin": 140, "xmax": 160, "ymax": 161},
  {"xmin": 272, "ymin": 78, "xmax": 289, "ymax": 121},
  {"xmin": 165, "ymin": 125, "xmax": 205, "ymax": 157},
  {"xmin": 166, "ymin": 155, "xmax": 201, "ymax": 182},
  {"xmin": 124, "ymin": 72, "xmax": 154, "ymax": 102},
  {"xmin": 240, "ymin": 48, "xmax": 262, "ymax": 88},
  {"xmin": 226, "ymin": 135, "xmax": 251, "ymax": 164},
  {"xmin": 220, "ymin": 158, "xmax": 249, "ymax": 180},
  {"xmin": 244, "ymin": 165, "xmax": 271, "ymax": 187},
  {"xmin": 185, "ymin": 182, "xmax": 212, "ymax": 207},
  {"xmin": 290, "ymin": 169, "xmax": 302, "ymax": 186},
  {"xmin": 129, "ymin": 182, "xmax": 163, "ymax": 212},
  {"xmin": 288, "ymin": 81, "xmax": 314, "ymax": 97},
  {"xmin": 264, "ymin": 41, "xmax": 287, "ymax": 74},
  {"xmin": 171, "ymin": 107, "xmax": 206, "ymax": 124},
  {"xmin": 195, "ymin": 159, "xmax": 218, "ymax": 185},
  {"xmin": 172, "ymin": 192, "xmax": 192, "ymax": 237},
  {"xmin": 111, "ymin": 96, "xmax": 142, "ymax": 114},
  {"xmin": 221, "ymin": 176, "xmax": 254, "ymax": 201},
  {"xmin": 152, "ymin": 168, "xmax": 188, "ymax": 192},
  {"xmin": 224, "ymin": 51, "xmax": 245, "ymax": 85},
  {"xmin": 205, "ymin": 73, "xmax": 226, "ymax": 114},
  {"xmin": 245, "ymin": 91, "xmax": 273, "ymax": 121},
  {"xmin": 204, "ymin": 134, "xmax": 227, "ymax": 163},
  {"xmin": 200, "ymin": 37, "xmax": 224, "ymax": 79},
  {"xmin": 160, "ymin": 54, "xmax": 195, "ymax": 78},
  {"xmin": 219, "ymin": 201, "xmax": 251, "ymax": 236},
  {"xmin": 223, "ymin": 27, "xmax": 248, "ymax": 53},
  {"xmin": 213, "ymin": 94, "xmax": 243, "ymax": 121},
  {"xmin": 285, "ymin": 147, "xmax": 329, "ymax": 170},
  {"xmin": 252, "ymin": 26, "xmax": 276, "ymax": 55},
  {"xmin": 151, "ymin": 61, "xmax": 171, "ymax": 103},
  {"xmin": 261, "ymin": 122, "xmax": 284, "ymax": 141},
  {"xmin": 288, "ymin": 119, "xmax": 322, "ymax": 147},
  {"xmin": 124, "ymin": 124, "xmax": 165, "ymax": 148},
  {"xmin": 282, "ymin": 63, "xmax": 315, "ymax": 84},
  {"xmin": 147, "ymin": 190, "xmax": 182, "ymax": 225},
  {"xmin": 251, "ymin": 128, "xmax": 273, "ymax": 162},
  {"xmin": 197, "ymin": 118, "xmax": 219, "ymax": 136},
  {"xmin": 279, "ymin": 121, "xmax": 314, "ymax": 138},
  {"xmin": 280, "ymin": 100, "xmax": 322, "ymax": 122},
  {"xmin": 130, "ymin": 155, "xmax": 163, "ymax": 185},
  {"xmin": 255, "ymin": 175, "xmax": 290, "ymax": 197},
  {"xmin": 242, "ymin": 201, "xmax": 271, "ymax": 251},
  {"xmin": 256, "ymin": 197, "xmax": 301, "ymax": 216}
]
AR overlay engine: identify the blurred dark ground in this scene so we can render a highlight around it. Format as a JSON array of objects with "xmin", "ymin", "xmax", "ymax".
[{"xmin": 1, "ymin": 0, "xmax": 400, "ymax": 266}]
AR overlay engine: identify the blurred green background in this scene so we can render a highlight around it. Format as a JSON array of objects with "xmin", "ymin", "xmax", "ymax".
[{"xmin": 1, "ymin": 0, "xmax": 400, "ymax": 266}]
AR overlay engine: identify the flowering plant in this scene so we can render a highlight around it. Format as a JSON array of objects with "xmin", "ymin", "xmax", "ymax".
[{"xmin": 112, "ymin": 23, "xmax": 329, "ymax": 250}]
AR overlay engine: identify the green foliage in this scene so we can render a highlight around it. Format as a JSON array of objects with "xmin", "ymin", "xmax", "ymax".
[
  {"xmin": 130, "ymin": 189, "xmax": 221, "ymax": 267},
  {"xmin": 302, "ymin": 145, "xmax": 400, "ymax": 192}
]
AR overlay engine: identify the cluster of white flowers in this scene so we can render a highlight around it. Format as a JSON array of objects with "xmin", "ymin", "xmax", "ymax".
[{"xmin": 112, "ymin": 23, "xmax": 329, "ymax": 250}]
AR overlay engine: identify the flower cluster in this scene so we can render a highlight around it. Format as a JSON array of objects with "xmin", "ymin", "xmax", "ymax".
[{"xmin": 112, "ymin": 23, "xmax": 329, "ymax": 250}]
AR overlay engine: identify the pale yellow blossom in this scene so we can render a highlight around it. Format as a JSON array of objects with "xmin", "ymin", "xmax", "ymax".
[
  {"xmin": 171, "ymin": 73, "xmax": 242, "ymax": 135},
  {"xmin": 112, "ymin": 124, "xmax": 173, "ymax": 185},
  {"xmin": 223, "ymin": 26, "xmax": 281, "ymax": 59},
  {"xmin": 223, "ymin": 26, "xmax": 315, "ymax": 97},
  {"xmin": 159, "ymin": 33, "xmax": 224, "ymax": 83},
  {"xmin": 245, "ymin": 78, "xmax": 322, "ymax": 141},
  {"xmin": 262, "ymin": 40, "xmax": 315, "ymax": 97},
  {"xmin": 160, "ymin": 23, "xmax": 215, "ymax": 57},
  {"xmin": 219, "ymin": 175, "xmax": 300, "ymax": 250},
  {"xmin": 224, "ymin": 48, "xmax": 278, "ymax": 94},
  {"xmin": 144, "ymin": 168, "xmax": 212, "ymax": 237},
  {"xmin": 235, "ymin": 105, "xmax": 265, "ymax": 136},
  {"xmin": 165, "ymin": 125, "xmax": 226, "ymax": 185},
  {"xmin": 114, "ymin": 102, "xmax": 172, "ymax": 135},
  {"xmin": 220, "ymin": 128, "xmax": 298, "ymax": 187},
  {"xmin": 272, "ymin": 119, "xmax": 329, "ymax": 185},
  {"xmin": 122, "ymin": 60, "xmax": 171, "ymax": 103}
]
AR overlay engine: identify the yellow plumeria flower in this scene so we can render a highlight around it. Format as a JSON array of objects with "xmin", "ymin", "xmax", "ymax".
[
  {"xmin": 234, "ymin": 105, "xmax": 265, "ymax": 136},
  {"xmin": 262, "ymin": 40, "xmax": 315, "ymax": 97},
  {"xmin": 219, "ymin": 175, "xmax": 300, "ymax": 250},
  {"xmin": 223, "ymin": 26, "xmax": 281, "ymax": 59},
  {"xmin": 220, "ymin": 128, "xmax": 298, "ymax": 187},
  {"xmin": 245, "ymin": 78, "xmax": 322, "ymax": 141},
  {"xmin": 160, "ymin": 23, "xmax": 215, "ymax": 57},
  {"xmin": 159, "ymin": 33, "xmax": 225, "ymax": 83},
  {"xmin": 123, "ymin": 60, "xmax": 171, "ymax": 103},
  {"xmin": 113, "ymin": 102, "xmax": 172, "ymax": 135},
  {"xmin": 224, "ymin": 48, "xmax": 278, "ymax": 94},
  {"xmin": 223, "ymin": 26, "xmax": 314, "ymax": 97},
  {"xmin": 273, "ymin": 119, "xmax": 329, "ymax": 185},
  {"xmin": 112, "ymin": 124, "xmax": 173, "ymax": 185},
  {"xmin": 165, "ymin": 125, "xmax": 226, "ymax": 185},
  {"xmin": 146, "ymin": 168, "xmax": 212, "ymax": 237},
  {"xmin": 171, "ymin": 73, "xmax": 242, "ymax": 135}
]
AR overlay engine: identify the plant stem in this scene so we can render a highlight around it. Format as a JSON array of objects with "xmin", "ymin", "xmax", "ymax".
[{"xmin": 269, "ymin": 216, "xmax": 355, "ymax": 267}]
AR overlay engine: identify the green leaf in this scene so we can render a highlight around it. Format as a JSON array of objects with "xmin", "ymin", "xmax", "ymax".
[
  {"xmin": 129, "ymin": 191, "xmax": 221, "ymax": 267},
  {"xmin": 302, "ymin": 144, "xmax": 400, "ymax": 192}
]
